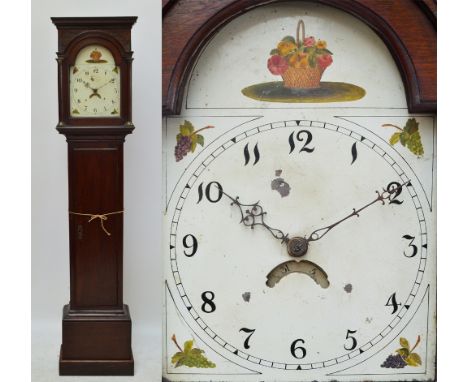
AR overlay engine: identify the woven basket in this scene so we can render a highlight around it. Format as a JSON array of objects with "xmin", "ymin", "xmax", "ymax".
[
  {"xmin": 281, "ymin": 20, "xmax": 324, "ymax": 89},
  {"xmin": 282, "ymin": 66, "xmax": 323, "ymax": 89}
]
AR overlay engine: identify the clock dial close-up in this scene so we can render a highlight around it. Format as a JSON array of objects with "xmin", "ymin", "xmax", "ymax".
[
  {"xmin": 69, "ymin": 45, "xmax": 121, "ymax": 117},
  {"xmin": 163, "ymin": 2, "xmax": 435, "ymax": 382},
  {"xmin": 170, "ymin": 120, "xmax": 427, "ymax": 368}
]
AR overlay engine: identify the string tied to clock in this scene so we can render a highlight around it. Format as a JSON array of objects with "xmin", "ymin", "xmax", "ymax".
[{"xmin": 69, "ymin": 210, "xmax": 124, "ymax": 236}]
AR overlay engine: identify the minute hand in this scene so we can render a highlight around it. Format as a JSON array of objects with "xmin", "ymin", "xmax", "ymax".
[
  {"xmin": 307, "ymin": 182, "xmax": 408, "ymax": 242},
  {"xmin": 220, "ymin": 188, "xmax": 290, "ymax": 244}
]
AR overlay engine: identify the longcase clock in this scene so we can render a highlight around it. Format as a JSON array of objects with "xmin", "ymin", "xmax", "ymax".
[
  {"xmin": 162, "ymin": 1, "xmax": 436, "ymax": 382},
  {"xmin": 52, "ymin": 16, "xmax": 137, "ymax": 376}
]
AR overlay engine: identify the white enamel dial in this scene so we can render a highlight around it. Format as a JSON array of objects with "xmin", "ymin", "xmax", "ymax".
[
  {"xmin": 69, "ymin": 45, "xmax": 120, "ymax": 117},
  {"xmin": 167, "ymin": 120, "xmax": 428, "ymax": 370}
]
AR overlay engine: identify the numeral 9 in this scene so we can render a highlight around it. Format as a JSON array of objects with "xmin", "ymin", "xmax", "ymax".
[{"xmin": 182, "ymin": 234, "xmax": 198, "ymax": 257}]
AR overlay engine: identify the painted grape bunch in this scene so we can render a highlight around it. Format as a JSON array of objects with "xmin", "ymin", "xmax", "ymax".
[
  {"xmin": 174, "ymin": 120, "xmax": 214, "ymax": 162},
  {"xmin": 384, "ymin": 118, "xmax": 424, "ymax": 157},
  {"xmin": 171, "ymin": 335, "xmax": 216, "ymax": 368},
  {"xmin": 381, "ymin": 336, "xmax": 422, "ymax": 369}
]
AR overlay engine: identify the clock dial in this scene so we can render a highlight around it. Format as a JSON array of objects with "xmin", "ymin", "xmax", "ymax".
[
  {"xmin": 69, "ymin": 45, "xmax": 120, "ymax": 117},
  {"xmin": 167, "ymin": 120, "xmax": 427, "ymax": 369}
]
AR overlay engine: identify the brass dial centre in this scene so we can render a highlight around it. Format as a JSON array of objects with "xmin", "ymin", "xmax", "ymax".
[{"xmin": 287, "ymin": 237, "xmax": 309, "ymax": 257}]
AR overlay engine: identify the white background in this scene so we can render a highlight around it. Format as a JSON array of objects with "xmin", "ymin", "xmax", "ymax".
[
  {"xmin": 29, "ymin": 0, "xmax": 162, "ymax": 381},
  {"xmin": 0, "ymin": 1, "xmax": 465, "ymax": 382}
]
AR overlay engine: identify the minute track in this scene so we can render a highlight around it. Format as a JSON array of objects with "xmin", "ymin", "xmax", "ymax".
[{"xmin": 168, "ymin": 119, "xmax": 428, "ymax": 370}]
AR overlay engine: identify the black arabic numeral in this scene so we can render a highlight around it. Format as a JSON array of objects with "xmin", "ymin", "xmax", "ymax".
[
  {"xmin": 290, "ymin": 339, "xmax": 306, "ymax": 359},
  {"xmin": 182, "ymin": 234, "xmax": 198, "ymax": 257},
  {"xmin": 243, "ymin": 142, "xmax": 260, "ymax": 166},
  {"xmin": 344, "ymin": 329, "xmax": 358, "ymax": 351},
  {"xmin": 402, "ymin": 234, "xmax": 418, "ymax": 258},
  {"xmin": 289, "ymin": 130, "xmax": 315, "ymax": 154},
  {"xmin": 351, "ymin": 142, "xmax": 358, "ymax": 164},
  {"xmin": 387, "ymin": 181, "xmax": 404, "ymax": 205},
  {"xmin": 201, "ymin": 291, "xmax": 216, "ymax": 313},
  {"xmin": 205, "ymin": 182, "xmax": 222, "ymax": 202},
  {"xmin": 385, "ymin": 292, "xmax": 401, "ymax": 314},
  {"xmin": 239, "ymin": 328, "xmax": 256, "ymax": 349},
  {"xmin": 288, "ymin": 132, "xmax": 296, "ymax": 153},
  {"xmin": 197, "ymin": 181, "xmax": 223, "ymax": 204}
]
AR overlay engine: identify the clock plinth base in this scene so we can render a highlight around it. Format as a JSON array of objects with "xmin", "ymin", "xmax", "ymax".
[
  {"xmin": 59, "ymin": 304, "xmax": 134, "ymax": 376},
  {"xmin": 59, "ymin": 347, "xmax": 134, "ymax": 376}
]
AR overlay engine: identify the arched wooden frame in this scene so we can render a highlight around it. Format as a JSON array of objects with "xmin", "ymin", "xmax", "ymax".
[
  {"xmin": 163, "ymin": 0, "xmax": 436, "ymax": 115},
  {"xmin": 57, "ymin": 33, "xmax": 133, "ymax": 126}
]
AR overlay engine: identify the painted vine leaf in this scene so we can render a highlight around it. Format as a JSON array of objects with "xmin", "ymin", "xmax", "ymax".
[
  {"xmin": 400, "ymin": 337, "xmax": 410, "ymax": 349},
  {"xmin": 406, "ymin": 352, "xmax": 422, "ymax": 367},
  {"xmin": 174, "ymin": 120, "xmax": 214, "ymax": 162},
  {"xmin": 384, "ymin": 118, "xmax": 424, "ymax": 157},
  {"xmin": 171, "ymin": 337, "xmax": 216, "ymax": 368},
  {"xmin": 381, "ymin": 336, "xmax": 422, "ymax": 369}
]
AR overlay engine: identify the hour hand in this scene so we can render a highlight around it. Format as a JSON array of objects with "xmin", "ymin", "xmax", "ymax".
[
  {"xmin": 308, "ymin": 181, "xmax": 409, "ymax": 242},
  {"xmin": 219, "ymin": 188, "xmax": 290, "ymax": 244},
  {"xmin": 89, "ymin": 87, "xmax": 102, "ymax": 99}
]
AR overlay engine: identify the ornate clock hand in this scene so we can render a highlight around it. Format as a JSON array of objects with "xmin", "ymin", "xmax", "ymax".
[
  {"xmin": 308, "ymin": 181, "xmax": 409, "ymax": 242},
  {"xmin": 219, "ymin": 188, "xmax": 290, "ymax": 244},
  {"xmin": 89, "ymin": 79, "xmax": 115, "ymax": 98},
  {"xmin": 89, "ymin": 87, "xmax": 102, "ymax": 99},
  {"xmin": 95, "ymin": 77, "xmax": 116, "ymax": 90}
]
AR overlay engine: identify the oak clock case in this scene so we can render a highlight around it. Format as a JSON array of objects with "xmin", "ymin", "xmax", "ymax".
[
  {"xmin": 52, "ymin": 17, "xmax": 136, "ymax": 376},
  {"xmin": 162, "ymin": 2, "xmax": 436, "ymax": 382}
]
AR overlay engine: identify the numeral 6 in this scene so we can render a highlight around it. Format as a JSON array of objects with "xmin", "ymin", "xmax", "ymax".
[{"xmin": 290, "ymin": 338, "xmax": 306, "ymax": 359}]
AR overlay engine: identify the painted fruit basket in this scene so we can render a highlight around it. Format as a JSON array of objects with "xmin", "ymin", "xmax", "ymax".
[{"xmin": 267, "ymin": 20, "xmax": 333, "ymax": 89}]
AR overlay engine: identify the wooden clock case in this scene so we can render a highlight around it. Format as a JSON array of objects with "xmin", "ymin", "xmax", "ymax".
[{"xmin": 52, "ymin": 17, "xmax": 137, "ymax": 376}]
